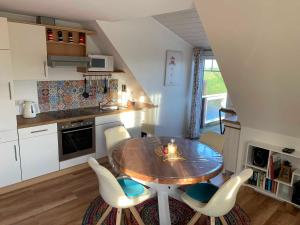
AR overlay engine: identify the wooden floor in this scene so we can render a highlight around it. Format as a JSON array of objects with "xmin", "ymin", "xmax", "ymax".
[{"xmin": 1, "ymin": 162, "xmax": 300, "ymax": 225}]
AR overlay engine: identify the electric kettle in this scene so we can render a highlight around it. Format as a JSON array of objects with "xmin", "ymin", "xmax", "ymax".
[{"xmin": 23, "ymin": 101, "xmax": 40, "ymax": 119}]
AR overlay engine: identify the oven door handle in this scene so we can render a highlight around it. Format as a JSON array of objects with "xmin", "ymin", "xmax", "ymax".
[{"xmin": 62, "ymin": 127, "xmax": 93, "ymax": 134}]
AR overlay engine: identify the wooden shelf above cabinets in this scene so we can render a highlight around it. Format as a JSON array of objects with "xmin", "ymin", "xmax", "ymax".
[
  {"xmin": 45, "ymin": 25, "xmax": 95, "ymax": 57},
  {"xmin": 46, "ymin": 41, "xmax": 86, "ymax": 46},
  {"xmin": 77, "ymin": 67, "xmax": 125, "ymax": 75},
  {"xmin": 47, "ymin": 41, "xmax": 86, "ymax": 57}
]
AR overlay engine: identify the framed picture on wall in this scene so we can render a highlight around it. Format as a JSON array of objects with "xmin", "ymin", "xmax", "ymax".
[{"xmin": 164, "ymin": 50, "xmax": 183, "ymax": 86}]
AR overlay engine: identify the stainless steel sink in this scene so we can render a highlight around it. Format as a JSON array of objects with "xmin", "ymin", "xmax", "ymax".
[{"xmin": 99, "ymin": 105, "xmax": 119, "ymax": 112}]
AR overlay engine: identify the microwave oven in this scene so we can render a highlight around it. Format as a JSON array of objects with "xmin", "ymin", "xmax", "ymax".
[{"xmin": 88, "ymin": 55, "xmax": 114, "ymax": 72}]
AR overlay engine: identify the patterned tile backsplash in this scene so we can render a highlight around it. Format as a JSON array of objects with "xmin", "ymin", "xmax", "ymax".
[{"xmin": 37, "ymin": 79, "xmax": 118, "ymax": 112}]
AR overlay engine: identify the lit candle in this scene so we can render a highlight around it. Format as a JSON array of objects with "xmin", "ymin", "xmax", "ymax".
[{"xmin": 168, "ymin": 139, "xmax": 177, "ymax": 157}]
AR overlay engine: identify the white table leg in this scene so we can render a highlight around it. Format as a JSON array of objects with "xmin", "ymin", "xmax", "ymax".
[
  {"xmin": 130, "ymin": 180, "xmax": 175, "ymax": 225},
  {"xmin": 168, "ymin": 185, "xmax": 183, "ymax": 202},
  {"xmin": 157, "ymin": 189, "xmax": 171, "ymax": 225}
]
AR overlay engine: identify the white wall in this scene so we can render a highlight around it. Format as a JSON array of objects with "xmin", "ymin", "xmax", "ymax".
[
  {"xmin": 97, "ymin": 17, "xmax": 193, "ymax": 137},
  {"xmin": 194, "ymin": 0, "xmax": 300, "ymax": 171},
  {"xmin": 14, "ymin": 80, "xmax": 38, "ymax": 104}
]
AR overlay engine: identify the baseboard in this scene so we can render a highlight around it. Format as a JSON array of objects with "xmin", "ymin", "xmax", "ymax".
[
  {"xmin": 60, "ymin": 153, "xmax": 96, "ymax": 170},
  {"xmin": 0, "ymin": 156, "xmax": 108, "ymax": 195}
]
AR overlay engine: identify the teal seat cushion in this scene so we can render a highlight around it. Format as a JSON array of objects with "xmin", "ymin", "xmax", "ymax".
[
  {"xmin": 118, "ymin": 178, "xmax": 145, "ymax": 197},
  {"xmin": 185, "ymin": 183, "xmax": 219, "ymax": 203}
]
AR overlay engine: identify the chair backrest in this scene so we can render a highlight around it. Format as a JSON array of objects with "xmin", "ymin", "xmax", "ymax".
[
  {"xmin": 200, "ymin": 131, "xmax": 225, "ymax": 154},
  {"xmin": 203, "ymin": 169, "xmax": 253, "ymax": 217},
  {"xmin": 88, "ymin": 157, "xmax": 127, "ymax": 208},
  {"xmin": 104, "ymin": 126, "xmax": 131, "ymax": 154}
]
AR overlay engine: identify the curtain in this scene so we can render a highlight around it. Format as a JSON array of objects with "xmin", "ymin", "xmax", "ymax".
[{"xmin": 188, "ymin": 48, "xmax": 205, "ymax": 139}]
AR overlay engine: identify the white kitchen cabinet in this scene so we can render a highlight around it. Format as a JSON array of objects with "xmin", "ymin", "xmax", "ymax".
[
  {"xmin": 0, "ymin": 140, "xmax": 21, "ymax": 187},
  {"xmin": 223, "ymin": 123, "xmax": 241, "ymax": 173},
  {"xmin": 8, "ymin": 22, "xmax": 48, "ymax": 80},
  {"xmin": 60, "ymin": 153, "xmax": 96, "ymax": 170},
  {"xmin": 0, "ymin": 50, "xmax": 17, "ymax": 132},
  {"xmin": 0, "ymin": 50, "xmax": 13, "ymax": 80},
  {"xmin": 0, "ymin": 17, "xmax": 10, "ymax": 50},
  {"xmin": 19, "ymin": 124, "xmax": 59, "ymax": 180},
  {"xmin": 0, "ymin": 130, "xmax": 18, "ymax": 143},
  {"xmin": 0, "ymin": 80, "xmax": 18, "ymax": 132}
]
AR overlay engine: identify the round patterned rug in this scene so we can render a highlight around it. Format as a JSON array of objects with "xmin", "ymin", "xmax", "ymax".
[{"xmin": 82, "ymin": 196, "xmax": 250, "ymax": 225}]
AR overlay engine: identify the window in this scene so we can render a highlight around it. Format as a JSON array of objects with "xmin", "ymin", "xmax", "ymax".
[
  {"xmin": 203, "ymin": 59, "xmax": 227, "ymax": 96},
  {"xmin": 202, "ymin": 58, "xmax": 227, "ymax": 125}
]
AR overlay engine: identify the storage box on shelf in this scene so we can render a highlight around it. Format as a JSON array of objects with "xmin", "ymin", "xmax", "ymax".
[{"xmin": 245, "ymin": 141, "xmax": 300, "ymax": 207}]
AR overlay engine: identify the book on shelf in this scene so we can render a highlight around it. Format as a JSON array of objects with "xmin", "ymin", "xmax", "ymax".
[
  {"xmin": 248, "ymin": 171, "xmax": 277, "ymax": 194},
  {"xmin": 268, "ymin": 153, "xmax": 281, "ymax": 180},
  {"xmin": 264, "ymin": 178, "xmax": 277, "ymax": 193},
  {"xmin": 256, "ymin": 172, "xmax": 259, "ymax": 186},
  {"xmin": 248, "ymin": 171, "xmax": 264, "ymax": 188}
]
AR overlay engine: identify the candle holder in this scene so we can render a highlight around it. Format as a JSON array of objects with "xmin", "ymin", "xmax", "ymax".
[
  {"xmin": 167, "ymin": 138, "xmax": 177, "ymax": 158},
  {"xmin": 154, "ymin": 138, "xmax": 184, "ymax": 161},
  {"xmin": 47, "ymin": 29, "xmax": 54, "ymax": 41}
]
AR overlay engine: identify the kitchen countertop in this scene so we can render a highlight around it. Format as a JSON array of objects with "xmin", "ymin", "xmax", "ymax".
[{"xmin": 17, "ymin": 103, "xmax": 155, "ymax": 129}]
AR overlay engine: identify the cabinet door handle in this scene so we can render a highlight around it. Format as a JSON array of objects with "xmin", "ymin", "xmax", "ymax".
[
  {"xmin": 31, "ymin": 129, "xmax": 48, "ymax": 134},
  {"xmin": 43, "ymin": 61, "xmax": 47, "ymax": 78},
  {"xmin": 8, "ymin": 82, "xmax": 12, "ymax": 100},
  {"xmin": 14, "ymin": 145, "xmax": 17, "ymax": 161},
  {"xmin": 62, "ymin": 127, "xmax": 92, "ymax": 134}
]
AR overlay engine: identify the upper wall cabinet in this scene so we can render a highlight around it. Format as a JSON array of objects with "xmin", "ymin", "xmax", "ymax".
[
  {"xmin": 0, "ymin": 17, "xmax": 10, "ymax": 50},
  {"xmin": 0, "ymin": 50, "xmax": 13, "ymax": 81},
  {"xmin": 0, "ymin": 51, "xmax": 17, "ymax": 132},
  {"xmin": 8, "ymin": 22, "xmax": 48, "ymax": 80}
]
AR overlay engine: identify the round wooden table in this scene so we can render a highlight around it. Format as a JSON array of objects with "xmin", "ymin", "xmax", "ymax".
[{"xmin": 112, "ymin": 137, "xmax": 224, "ymax": 225}]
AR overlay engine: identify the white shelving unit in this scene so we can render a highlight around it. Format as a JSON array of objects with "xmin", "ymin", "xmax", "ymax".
[{"xmin": 245, "ymin": 141, "xmax": 300, "ymax": 208}]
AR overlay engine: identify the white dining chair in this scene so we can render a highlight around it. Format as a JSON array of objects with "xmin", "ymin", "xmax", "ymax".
[
  {"xmin": 104, "ymin": 126, "xmax": 131, "ymax": 173},
  {"xmin": 200, "ymin": 131, "xmax": 225, "ymax": 154},
  {"xmin": 181, "ymin": 169, "xmax": 253, "ymax": 225},
  {"xmin": 88, "ymin": 157, "xmax": 155, "ymax": 225}
]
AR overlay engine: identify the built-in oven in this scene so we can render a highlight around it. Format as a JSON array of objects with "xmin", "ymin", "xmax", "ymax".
[{"xmin": 58, "ymin": 118, "xmax": 95, "ymax": 161}]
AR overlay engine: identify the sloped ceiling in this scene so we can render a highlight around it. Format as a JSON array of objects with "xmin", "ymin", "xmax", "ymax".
[
  {"xmin": 96, "ymin": 18, "xmax": 193, "ymax": 136},
  {"xmin": 154, "ymin": 8, "xmax": 210, "ymax": 48},
  {"xmin": 0, "ymin": 0, "xmax": 193, "ymax": 21},
  {"xmin": 195, "ymin": 0, "xmax": 300, "ymax": 137},
  {"xmin": 83, "ymin": 21, "xmax": 152, "ymax": 104}
]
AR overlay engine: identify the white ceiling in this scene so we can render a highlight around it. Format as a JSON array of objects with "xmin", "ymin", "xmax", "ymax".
[
  {"xmin": 154, "ymin": 8, "xmax": 210, "ymax": 48},
  {"xmin": 0, "ymin": 0, "xmax": 194, "ymax": 21}
]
